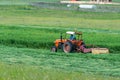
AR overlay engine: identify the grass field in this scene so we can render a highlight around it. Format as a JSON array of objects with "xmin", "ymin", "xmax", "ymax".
[
  {"xmin": 0, "ymin": 45, "xmax": 120, "ymax": 80},
  {"xmin": 0, "ymin": 5, "xmax": 119, "ymax": 51},
  {"xmin": 0, "ymin": 1, "xmax": 120, "ymax": 80}
]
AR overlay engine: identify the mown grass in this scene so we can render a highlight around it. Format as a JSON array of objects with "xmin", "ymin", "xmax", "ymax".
[
  {"xmin": 0, "ymin": 45, "xmax": 120, "ymax": 79},
  {"xmin": 0, "ymin": 62, "xmax": 119, "ymax": 80}
]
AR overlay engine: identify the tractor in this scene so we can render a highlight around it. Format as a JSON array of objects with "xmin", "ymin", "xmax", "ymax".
[
  {"xmin": 51, "ymin": 31, "xmax": 84, "ymax": 53},
  {"xmin": 51, "ymin": 31, "xmax": 109, "ymax": 54}
]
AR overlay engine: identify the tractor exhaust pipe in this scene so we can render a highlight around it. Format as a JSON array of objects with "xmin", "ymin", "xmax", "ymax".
[
  {"xmin": 59, "ymin": 33, "xmax": 63, "ymax": 49},
  {"xmin": 60, "ymin": 33, "xmax": 62, "ymax": 42}
]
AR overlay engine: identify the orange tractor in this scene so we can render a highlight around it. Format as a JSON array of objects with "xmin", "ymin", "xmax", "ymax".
[
  {"xmin": 51, "ymin": 31, "xmax": 109, "ymax": 54},
  {"xmin": 51, "ymin": 31, "xmax": 84, "ymax": 53}
]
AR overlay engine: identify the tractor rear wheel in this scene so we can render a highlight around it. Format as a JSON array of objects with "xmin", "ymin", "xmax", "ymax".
[
  {"xmin": 51, "ymin": 46, "xmax": 57, "ymax": 52},
  {"xmin": 63, "ymin": 42, "xmax": 73, "ymax": 53}
]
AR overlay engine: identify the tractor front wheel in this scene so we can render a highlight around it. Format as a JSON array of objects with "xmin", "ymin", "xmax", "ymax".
[
  {"xmin": 63, "ymin": 42, "xmax": 73, "ymax": 53},
  {"xmin": 51, "ymin": 46, "xmax": 57, "ymax": 52}
]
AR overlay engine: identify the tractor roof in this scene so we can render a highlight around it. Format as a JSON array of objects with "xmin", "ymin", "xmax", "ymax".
[
  {"xmin": 66, "ymin": 31, "xmax": 82, "ymax": 35},
  {"xmin": 66, "ymin": 31, "xmax": 75, "ymax": 35}
]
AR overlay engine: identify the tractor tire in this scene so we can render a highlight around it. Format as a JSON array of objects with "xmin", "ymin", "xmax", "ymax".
[
  {"xmin": 58, "ymin": 42, "xmax": 63, "ymax": 49},
  {"xmin": 51, "ymin": 46, "xmax": 57, "ymax": 52},
  {"xmin": 63, "ymin": 42, "xmax": 73, "ymax": 53}
]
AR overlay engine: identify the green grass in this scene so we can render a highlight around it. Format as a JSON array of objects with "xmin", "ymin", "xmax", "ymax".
[
  {"xmin": 0, "ymin": 5, "xmax": 119, "ymax": 52},
  {"xmin": 0, "ymin": 4, "xmax": 120, "ymax": 80},
  {"xmin": 0, "ymin": 25, "xmax": 120, "ymax": 53},
  {"xmin": 0, "ymin": 45, "xmax": 120, "ymax": 79},
  {"xmin": 0, "ymin": 63, "xmax": 119, "ymax": 80},
  {"xmin": 0, "ymin": 5, "xmax": 120, "ymax": 29}
]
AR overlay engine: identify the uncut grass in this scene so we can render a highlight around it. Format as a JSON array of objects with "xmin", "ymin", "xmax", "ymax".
[
  {"xmin": 0, "ymin": 25, "xmax": 58, "ymax": 48},
  {"xmin": 0, "ymin": 25, "xmax": 120, "ymax": 53},
  {"xmin": 0, "ymin": 45, "xmax": 120, "ymax": 78}
]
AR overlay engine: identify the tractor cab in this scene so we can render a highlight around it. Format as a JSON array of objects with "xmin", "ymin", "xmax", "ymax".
[
  {"xmin": 65, "ymin": 31, "xmax": 82, "ymax": 41},
  {"xmin": 66, "ymin": 31, "xmax": 76, "ymax": 40}
]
